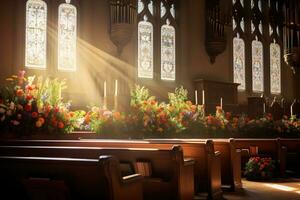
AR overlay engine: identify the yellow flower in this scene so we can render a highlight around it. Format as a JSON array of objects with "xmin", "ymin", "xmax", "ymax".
[{"xmin": 6, "ymin": 78, "xmax": 13, "ymax": 81}]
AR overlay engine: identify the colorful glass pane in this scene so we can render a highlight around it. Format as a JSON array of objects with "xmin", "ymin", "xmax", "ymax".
[
  {"xmin": 138, "ymin": 17, "xmax": 153, "ymax": 79},
  {"xmin": 270, "ymin": 42, "xmax": 281, "ymax": 94},
  {"xmin": 25, "ymin": 0, "xmax": 47, "ymax": 69},
  {"xmin": 252, "ymin": 38, "xmax": 264, "ymax": 92},
  {"xmin": 58, "ymin": 1, "xmax": 77, "ymax": 71},
  {"xmin": 233, "ymin": 36, "xmax": 246, "ymax": 90},
  {"xmin": 161, "ymin": 20, "xmax": 176, "ymax": 81}
]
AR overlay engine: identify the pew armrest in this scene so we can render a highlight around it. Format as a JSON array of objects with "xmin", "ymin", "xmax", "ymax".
[
  {"xmin": 279, "ymin": 146, "xmax": 287, "ymax": 177},
  {"xmin": 232, "ymin": 149, "xmax": 242, "ymax": 189},
  {"xmin": 184, "ymin": 157, "xmax": 195, "ymax": 166},
  {"xmin": 122, "ymin": 174, "xmax": 143, "ymax": 184}
]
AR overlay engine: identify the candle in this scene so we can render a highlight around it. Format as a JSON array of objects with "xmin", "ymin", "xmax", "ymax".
[
  {"xmin": 220, "ymin": 97, "xmax": 223, "ymax": 109},
  {"xmin": 115, "ymin": 79, "xmax": 118, "ymax": 96},
  {"xmin": 103, "ymin": 81, "xmax": 107, "ymax": 109},
  {"xmin": 114, "ymin": 80, "xmax": 118, "ymax": 111},
  {"xmin": 104, "ymin": 81, "xmax": 107, "ymax": 97},
  {"xmin": 263, "ymin": 103, "xmax": 266, "ymax": 114},
  {"xmin": 195, "ymin": 90, "xmax": 198, "ymax": 105},
  {"xmin": 202, "ymin": 90, "xmax": 205, "ymax": 105},
  {"xmin": 291, "ymin": 102, "xmax": 294, "ymax": 117}
]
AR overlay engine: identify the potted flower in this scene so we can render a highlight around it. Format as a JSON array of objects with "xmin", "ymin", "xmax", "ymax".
[{"xmin": 244, "ymin": 157, "xmax": 275, "ymax": 180}]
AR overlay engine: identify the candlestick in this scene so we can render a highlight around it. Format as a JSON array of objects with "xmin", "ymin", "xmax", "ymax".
[
  {"xmin": 202, "ymin": 90, "xmax": 205, "ymax": 105},
  {"xmin": 220, "ymin": 97, "xmax": 223, "ymax": 109},
  {"xmin": 195, "ymin": 90, "xmax": 198, "ymax": 105}
]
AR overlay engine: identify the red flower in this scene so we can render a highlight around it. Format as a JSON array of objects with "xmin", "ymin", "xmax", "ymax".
[
  {"xmin": 54, "ymin": 107, "xmax": 59, "ymax": 113},
  {"xmin": 31, "ymin": 112, "xmax": 38, "ymax": 118},
  {"xmin": 26, "ymin": 95, "xmax": 33, "ymax": 101},
  {"xmin": 24, "ymin": 104, "xmax": 32, "ymax": 112}
]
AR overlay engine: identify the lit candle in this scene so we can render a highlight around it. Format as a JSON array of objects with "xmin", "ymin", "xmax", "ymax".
[
  {"xmin": 115, "ymin": 79, "xmax": 118, "ymax": 96},
  {"xmin": 220, "ymin": 97, "xmax": 223, "ymax": 109},
  {"xmin": 103, "ymin": 81, "xmax": 107, "ymax": 109},
  {"xmin": 195, "ymin": 90, "xmax": 198, "ymax": 105},
  {"xmin": 104, "ymin": 81, "xmax": 107, "ymax": 97},
  {"xmin": 202, "ymin": 90, "xmax": 205, "ymax": 105},
  {"xmin": 114, "ymin": 80, "xmax": 118, "ymax": 111}
]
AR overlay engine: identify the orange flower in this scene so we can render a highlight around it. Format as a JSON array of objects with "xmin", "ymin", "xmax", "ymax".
[
  {"xmin": 16, "ymin": 89, "xmax": 24, "ymax": 97},
  {"xmin": 38, "ymin": 117, "xmax": 45, "ymax": 124},
  {"xmin": 113, "ymin": 112, "xmax": 121, "ymax": 120},
  {"xmin": 58, "ymin": 122, "xmax": 65, "ymax": 129},
  {"xmin": 36, "ymin": 120, "xmax": 43, "ymax": 128},
  {"xmin": 26, "ymin": 95, "xmax": 33, "ymax": 101}
]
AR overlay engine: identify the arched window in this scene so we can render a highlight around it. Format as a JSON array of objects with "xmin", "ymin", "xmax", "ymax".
[
  {"xmin": 252, "ymin": 37, "xmax": 264, "ymax": 92},
  {"xmin": 270, "ymin": 41, "xmax": 281, "ymax": 94},
  {"xmin": 58, "ymin": 0, "xmax": 77, "ymax": 71},
  {"xmin": 137, "ymin": 0, "xmax": 177, "ymax": 81},
  {"xmin": 25, "ymin": 0, "xmax": 47, "ymax": 69},
  {"xmin": 233, "ymin": 35, "xmax": 246, "ymax": 90},
  {"xmin": 138, "ymin": 16, "xmax": 154, "ymax": 79},
  {"xmin": 160, "ymin": 1, "xmax": 176, "ymax": 81}
]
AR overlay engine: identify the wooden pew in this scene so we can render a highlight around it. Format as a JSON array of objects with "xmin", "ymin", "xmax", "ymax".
[
  {"xmin": 0, "ymin": 139, "xmax": 221, "ymax": 200},
  {"xmin": 0, "ymin": 145, "xmax": 194, "ymax": 200},
  {"xmin": 0, "ymin": 155, "xmax": 143, "ymax": 200},
  {"xmin": 146, "ymin": 138, "xmax": 242, "ymax": 191},
  {"xmin": 235, "ymin": 138, "xmax": 287, "ymax": 177},
  {"xmin": 279, "ymin": 139, "xmax": 300, "ymax": 174}
]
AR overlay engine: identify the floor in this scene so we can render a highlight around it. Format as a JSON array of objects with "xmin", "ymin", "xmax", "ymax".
[{"xmin": 223, "ymin": 178, "xmax": 300, "ymax": 200}]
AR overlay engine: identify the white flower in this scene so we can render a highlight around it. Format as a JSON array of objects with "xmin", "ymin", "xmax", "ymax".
[
  {"xmin": 9, "ymin": 102, "xmax": 15, "ymax": 110},
  {"xmin": 0, "ymin": 108, "xmax": 5, "ymax": 114}
]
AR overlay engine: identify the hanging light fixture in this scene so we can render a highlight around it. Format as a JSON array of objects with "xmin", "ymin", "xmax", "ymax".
[{"xmin": 283, "ymin": 0, "xmax": 300, "ymax": 73}]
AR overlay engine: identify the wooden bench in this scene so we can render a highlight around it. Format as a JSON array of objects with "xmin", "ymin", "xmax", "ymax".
[
  {"xmin": 235, "ymin": 138, "xmax": 287, "ymax": 177},
  {"xmin": 0, "ymin": 155, "xmax": 143, "ymax": 200},
  {"xmin": 0, "ymin": 139, "xmax": 221, "ymax": 199},
  {"xmin": 279, "ymin": 139, "xmax": 300, "ymax": 174},
  {"xmin": 0, "ymin": 145, "xmax": 195, "ymax": 200},
  {"xmin": 147, "ymin": 138, "xmax": 242, "ymax": 191}
]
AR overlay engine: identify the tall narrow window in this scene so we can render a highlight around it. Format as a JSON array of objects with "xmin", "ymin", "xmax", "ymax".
[
  {"xmin": 252, "ymin": 37, "xmax": 264, "ymax": 92},
  {"xmin": 161, "ymin": 19, "xmax": 175, "ymax": 80},
  {"xmin": 270, "ymin": 41, "xmax": 281, "ymax": 94},
  {"xmin": 233, "ymin": 35, "xmax": 246, "ymax": 90},
  {"xmin": 233, "ymin": 0, "xmax": 246, "ymax": 90},
  {"xmin": 138, "ymin": 16, "xmax": 154, "ymax": 79},
  {"xmin": 58, "ymin": 0, "xmax": 77, "ymax": 71},
  {"xmin": 25, "ymin": 0, "xmax": 47, "ymax": 69}
]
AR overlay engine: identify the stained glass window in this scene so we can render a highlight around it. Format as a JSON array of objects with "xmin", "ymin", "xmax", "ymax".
[
  {"xmin": 58, "ymin": 0, "xmax": 77, "ymax": 71},
  {"xmin": 233, "ymin": 35, "xmax": 246, "ymax": 90},
  {"xmin": 252, "ymin": 37, "xmax": 264, "ymax": 92},
  {"xmin": 138, "ymin": 16, "xmax": 153, "ymax": 79},
  {"xmin": 161, "ymin": 19, "xmax": 176, "ymax": 81},
  {"xmin": 25, "ymin": 0, "xmax": 47, "ymax": 69},
  {"xmin": 270, "ymin": 42, "xmax": 281, "ymax": 94}
]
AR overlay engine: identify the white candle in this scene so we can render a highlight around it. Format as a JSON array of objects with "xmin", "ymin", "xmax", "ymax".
[
  {"xmin": 195, "ymin": 90, "xmax": 198, "ymax": 105},
  {"xmin": 263, "ymin": 103, "xmax": 266, "ymax": 113},
  {"xmin": 104, "ymin": 81, "xmax": 107, "ymax": 97},
  {"xmin": 220, "ymin": 97, "xmax": 223, "ymax": 109},
  {"xmin": 115, "ymin": 79, "xmax": 118, "ymax": 96},
  {"xmin": 291, "ymin": 104, "xmax": 293, "ymax": 117},
  {"xmin": 202, "ymin": 90, "xmax": 205, "ymax": 105}
]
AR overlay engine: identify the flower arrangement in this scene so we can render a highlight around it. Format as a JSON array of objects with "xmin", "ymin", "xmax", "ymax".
[
  {"xmin": 244, "ymin": 157, "xmax": 275, "ymax": 180},
  {"xmin": 0, "ymin": 71, "xmax": 83, "ymax": 135},
  {"xmin": 1, "ymin": 72, "xmax": 300, "ymax": 138}
]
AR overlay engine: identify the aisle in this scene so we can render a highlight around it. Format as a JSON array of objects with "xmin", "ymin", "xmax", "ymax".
[{"xmin": 223, "ymin": 178, "xmax": 300, "ymax": 200}]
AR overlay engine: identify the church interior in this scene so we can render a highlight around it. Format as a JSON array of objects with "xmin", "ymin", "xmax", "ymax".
[{"xmin": 0, "ymin": 0, "xmax": 300, "ymax": 199}]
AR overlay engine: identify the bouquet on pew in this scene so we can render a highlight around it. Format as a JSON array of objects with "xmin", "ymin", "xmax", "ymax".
[{"xmin": 244, "ymin": 157, "xmax": 275, "ymax": 180}]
